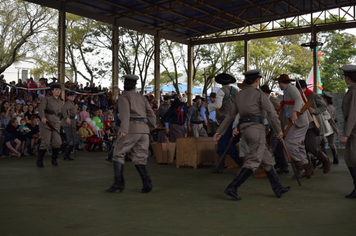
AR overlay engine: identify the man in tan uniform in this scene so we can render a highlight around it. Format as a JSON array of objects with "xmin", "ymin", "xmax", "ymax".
[
  {"xmin": 106, "ymin": 74, "xmax": 156, "ymax": 193},
  {"xmin": 273, "ymin": 75, "xmax": 313, "ymax": 179},
  {"xmin": 61, "ymin": 90, "xmax": 79, "ymax": 161},
  {"xmin": 339, "ymin": 65, "xmax": 356, "ymax": 198},
  {"xmin": 37, "ymin": 83, "xmax": 63, "ymax": 168},
  {"xmin": 215, "ymin": 69, "xmax": 290, "ymax": 200},
  {"xmin": 187, "ymin": 95, "xmax": 208, "ymax": 137}
]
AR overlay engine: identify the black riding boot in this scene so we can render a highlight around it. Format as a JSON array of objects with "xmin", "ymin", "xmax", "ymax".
[
  {"xmin": 346, "ymin": 167, "xmax": 356, "ymax": 198},
  {"xmin": 64, "ymin": 146, "xmax": 74, "ymax": 161},
  {"xmin": 36, "ymin": 149, "xmax": 46, "ymax": 168},
  {"xmin": 331, "ymin": 148, "xmax": 339, "ymax": 164},
  {"xmin": 224, "ymin": 168, "xmax": 253, "ymax": 200},
  {"xmin": 51, "ymin": 148, "xmax": 60, "ymax": 166},
  {"xmin": 135, "ymin": 165, "xmax": 153, "ymax": 193},
  {"xmin": 265, "ymin": 167, "xmax": 291, "ymax": 198},
  {"xmin": 106, "ymin": 161, "xmax": 125, "ymax": 193}
]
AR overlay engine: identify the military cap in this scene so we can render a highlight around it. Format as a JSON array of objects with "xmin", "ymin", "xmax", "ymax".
[
  {"xmin": 260, "ymin": 85, "xmax": 272, "ymax": 93},
  {"xmin": 243, "ymin": 69, "xmax": 262, "ymax": 78},
  {"xmin": 50, "ymin": 83, "xmax": 61, "ymax": 90},
  {"xmin": 123, "ymin": 74, "xmax": 139, "ymax": 82},
  {"xmin": 66, "ymin": 90, "xmax": 76, "ymax": 96},
  {"xmin": 273, "ymin": 74, "xmax": 295, "ymax": 82},
  {"xmin": 295, "ymin": 80, "xmax": 308, "ymax": 89},
  {"xmin": 340, "ymin": 65, "xmax": 356, "ymax": 75},
  {"xmin": 215, "ymin": 73, "xmax": 236, "ymax": 85},
  {"xmin": 322, "ymin": 92, "xmax": 333, "ymax": 99}
]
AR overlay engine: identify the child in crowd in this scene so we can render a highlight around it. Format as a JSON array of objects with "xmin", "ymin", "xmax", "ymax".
[{"xmin": 18, "ymin": 119, "xmax": 31, "ymax": 155}]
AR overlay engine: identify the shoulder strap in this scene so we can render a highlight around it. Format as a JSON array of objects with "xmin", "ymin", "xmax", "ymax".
[{"xmin": 222, "ymin": 86, "xmax": 234, "ymax": 105}]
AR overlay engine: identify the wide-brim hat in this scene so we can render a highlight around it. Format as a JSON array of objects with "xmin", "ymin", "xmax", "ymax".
[
  {"xmin": 215, "ymin": 73, "xmax": 236, "ymax": 85},
  {"xmin": 322, "ymin": 92, "xmax": 333, "ymax": 99},
  {"xmin": 193, "ymin": 95, "xmax": 204, "ymax": 102},
  {"xmin": 273, "ymin": 74, "xmax": 295, "ymax": 82},
  {"xmin": 50, "ymin": 83, "xmax": 61, "ymax": 90},
  {"xmin": 163, "ymin": 95, "xmax": 172, "ymax": 100},
  {"xmin": 260, "ymin": 85, "xmax": 272, "ymax": 93},
  {"xmin": 237, "ymin": 80, "xmax": 246, "ymax": 90}
]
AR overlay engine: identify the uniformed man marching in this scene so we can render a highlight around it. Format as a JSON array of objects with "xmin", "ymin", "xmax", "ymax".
[
  {"xmin": 61, "ymin": 90, "xmax": 79, "ymax": 161},
  {"xmin": 36, "ymin": 83, "xmax": 63, "ymax": 168},
  {"xmin": 106, "ymin": 74, "xmax": 156, "ymax": 193},
  {"xmin": 215, "ymin": 69, "xmax": 290, "ymax": 200},
  {"xmin": 339, "ymin": 65, "xmax": 356, "ymax": 198}
]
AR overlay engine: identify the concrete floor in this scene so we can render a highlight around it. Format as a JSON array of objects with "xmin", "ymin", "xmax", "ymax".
[{"xmin": 0, "ymin": 149, "xmax": 355, "ymax": 236}]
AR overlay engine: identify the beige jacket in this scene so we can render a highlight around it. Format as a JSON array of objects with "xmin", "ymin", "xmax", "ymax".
[{"xmin": 118, "ymin": 90, "xmax": 156, "ymax": 134}]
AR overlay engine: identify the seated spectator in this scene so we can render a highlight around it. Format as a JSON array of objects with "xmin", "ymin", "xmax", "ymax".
[
  {"xmin": 27, "ymin": 116, "xmax": 40, "ymax": 155},
  {"xmin": 13, "ymin": 103, "xmax": 24, "ymax": 124},
  {"xmin": 80, "ymin": 105, "xmax": 90, "ymax": 122},
  {"xmin": 24, "ymin": 104, "xmax": 35, "ymax": 124},
  {"xmin": 0, "ymin": 101, "xmax": 14, "ymax": 127},
  {"xmin": 18, "ymin": 118, "xmax": 31, "ymax": 155},
  {"xmin": 2, "ymin": 118, "xmax": 21, "ymax": 157},
  {"xmin": 100, "ymin": 94, "xmax": 109, "ymax": 110},
  {"xmin": 26, "ymin": 95, "xmax": 34, "ymax": 106},
  {"xmin": 38, "ymin": 90, "xmax": 46, "ymax": 100},
  {"xmin": 15, "ymin": 95, "xmax": 26, "ymax": 105},
  {"xmin": 78, "ymin": 121, "xmax": 101, "ymax": 152}
]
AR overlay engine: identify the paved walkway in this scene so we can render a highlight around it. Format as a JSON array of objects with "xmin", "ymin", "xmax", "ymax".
[{"xmin": 0, "ymin": 149, "xmax": 354, "ymax": 236}]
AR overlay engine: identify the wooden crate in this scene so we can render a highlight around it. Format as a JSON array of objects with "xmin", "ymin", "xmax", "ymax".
[
  {"xmin": 176, "ymin": 137, "xmax": 216, "ymax": 169},
  {"xmin": 151, "ymin": 142, "xmax": 176, "ymax": 164}
]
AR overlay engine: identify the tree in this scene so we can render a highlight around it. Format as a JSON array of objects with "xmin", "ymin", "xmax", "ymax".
[
  {"xmin": 319, "ymin": 31, "xmax": 356, "ymax": 92},
  {"xmin": 0, "ymin": 0, "xmax": 55, "ymax": 74}
]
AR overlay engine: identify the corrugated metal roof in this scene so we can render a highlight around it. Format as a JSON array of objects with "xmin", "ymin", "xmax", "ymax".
[{"xmin": 24, "ymin": 0, "xmax": 356, "ymax": 43}]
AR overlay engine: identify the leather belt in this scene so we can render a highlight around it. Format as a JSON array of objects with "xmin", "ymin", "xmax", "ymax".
[
  {"xmin": 239, "ymin": 115, "xmax": 265, "ymax": 125},
  {"xmin": 45, "ymin": 109, "xmax": 61, "ymax": 117},
  {"xmin": 130, "ymin": 117, "xmax": 148, "ymax": 123},
  {"xmin": 191, "ymin": 121, "xmax": 204, "ymax": 124}
]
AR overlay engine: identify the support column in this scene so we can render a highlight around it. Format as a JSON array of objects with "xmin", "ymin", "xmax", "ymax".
[
  {"xmin": 187, "ymin": 43, "xmax": 193, "ymax": 105},
  {"xmin": 154, "ymin": 31, "xmax": 161, "ymax": 107},
  {"xmin": 112, "ymin": 19, "xmax": 119, "ymax": 102},
  {"xmin": 244, "ymin": 38, "xmax": 249, "ymax": 72},
  {"xmin": 58, "ymin": 1, "xmax": 66, "ymax": 99},
  {"xmin": 311, "ymin": 26, "xmax": 318, "ymax": 93}
]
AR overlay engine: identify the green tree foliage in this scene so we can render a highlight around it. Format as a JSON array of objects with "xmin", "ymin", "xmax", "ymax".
[
  {"xmin": 0, "ymin": 0, "xmax": 55, "ymax": 74},
  {"xmin": 319, "ymin": 31, "xmax": 356, "ymax": 92}
]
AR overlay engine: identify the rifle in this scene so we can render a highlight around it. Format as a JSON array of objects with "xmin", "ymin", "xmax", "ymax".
[
  {"xmin": 295, "ymin": 77, "xmax": 320, "ymax": 129},
  {"xmin": 45, "ymin": 121, "xmax": 61, "ymax": 136},
  {"xmin": 280, "ymin": 139, "xmax": 301, "ymax": 186},
  {"xmin": 283, "ymin": 100, "xmax": 314, "ymax": 136},
  {"xmin": 215, "ymin": 134, "xmax": 238, "ymax": 169}
]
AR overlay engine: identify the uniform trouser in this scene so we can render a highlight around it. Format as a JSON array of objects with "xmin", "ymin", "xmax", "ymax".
[
  {"xmin": 191, "ymin": 123, "xmax": 208, "ymax": 137},
  {"xmin": 241, "ymin": 124, "xmax": 275, "ymax": 172},
  {"xmin": 112, "ymin": 134, "xmax": 149, "ymax": 165},
  {"xmin": 0, "ymin": 136, "xmax": 5, "ymax": 156},
  {"xmin": 284, "ymin": 124, "xmax": 309, "ymax": 165},
  {"xmin": 169, "ymin": 123, "xmax": 185, "ymax": 142},
  {"xmin": 305, "ymin": 127, "xmax": 323, "ymax": 156},
  {"xmin": 326, "ymin": 133, "xmax": 337, "ymax": 149},
  {"xmin": 208, "ymin": 121, "xmax": 218, "ymax": 137},
  {"xmin": 63, "ymin": 126, "xmax": 79, "ymax": 146},
  {"xmin": 39, "ymin": 126, "xmax": 62, "ymax": 149},
  {"xmin": 157, "ymin": 130, "xmax": 166, "ymax": 142},
  {"xmin": 345, "ymin": 132, "xmax": 356, "ymax": 167}
]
